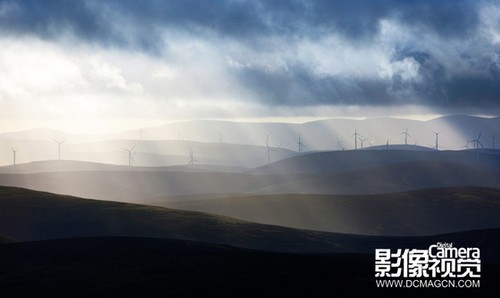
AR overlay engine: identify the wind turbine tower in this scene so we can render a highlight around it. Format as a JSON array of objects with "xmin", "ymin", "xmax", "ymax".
[
  {"xmin": 188, "ymin": 149, "xmax": 197, "ymax": 167},
  {"xmin": 402, "ymin": 128, "xmax": 411, "ymax": 146},
  {"xmin": 265, "ymin": 134, "xmax": 277, "ymax": 164},
  {"xmin": 11, "ymin": 147, "xmax": 17, "ymax": 165},
  {"xmin": 297, "ymin": 134, "xmax": 305, "ymax": 155},
  {"xmin": 472, "ymin": 132, "xmax": 483, "ymax": 150},
  {"xmin": 122, "ymin": 145, "xmax": 136, "ymax": 166},
  {"xmin": 433, "ymin": 131, "xmax": 441, "ymax": 151},
  {"xmin": 54, "ymin": 139, "xmax": 66, "ymax": 160},
  {"xmin": 352, "ymin": 129, "xmax": 361, "ymax": 150}
]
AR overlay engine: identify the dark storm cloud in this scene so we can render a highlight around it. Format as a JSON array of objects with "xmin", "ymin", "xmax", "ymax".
[
  {"xmin": 0, "ymin": 0, "xmax": 480, "ymax": 47},
  {"xmin": 0, "ymin": 0, "xmax": 498, "ymax": 111},
  {"xmin": 237, "ymin": 64, "xmax": 395, "ymax": 106}
]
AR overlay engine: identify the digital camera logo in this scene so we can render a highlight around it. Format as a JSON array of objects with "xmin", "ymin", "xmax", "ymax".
[{"xmin": 375, "ymin": 242, "xmax": 481, "ymax": 288}]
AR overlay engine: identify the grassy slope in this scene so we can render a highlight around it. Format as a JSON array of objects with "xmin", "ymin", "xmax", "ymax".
[{"xmin": 159, "ymin": 186, "xmax": 500, "ymax": 236}]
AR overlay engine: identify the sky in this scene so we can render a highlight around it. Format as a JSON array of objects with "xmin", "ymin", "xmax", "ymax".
[{"xmin": 0, "ymin": 0, "xmax": 500, "ymax": 132}]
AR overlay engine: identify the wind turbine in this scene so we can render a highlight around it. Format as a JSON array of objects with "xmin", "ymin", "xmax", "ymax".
[
  {"xmin": 337, "ymin": 138, "xmax": 345, "ymax": 151},
  {"xmin": 462, "ymin": 140, "xmax": 471, "ymax": 150},
  {"xmin": 54, "ymin": 139, "xmax": 66, "ymax": 160},
  {"xmin": 122, "ymin": 145, "xmax": 136, "ymax": 166},
  {"xmin": 369, "ymin": 140, "xmax": 376, "ymax": 147},
  {"xmin": 402, "ymin": 127, "xmax": 411, "ymax": 146},
  {"xmin": 359, "ymin": 137, "xmax": 367, "ymax": 149},
  {"xmin": 472, "ymin": 132, "xmax": 483, "ymax": 150},
  {"xmin": 11, "ymin": 147, "xmax": 17, "ymax": 165},
  {"xmin": 386, "ymin": 139, "xmax": 390, "ymax": 150},
  {"xmin": 352, "ymin": 129, "xmax": 361, "ymax": 150},
  {"xmin": 433, "ymin": 131, "xmax": 441, "ymax": 151},
  {"xmin": 297, "ymin": 134, "xmax": 305, "ymax": 155},
  {"xmin": 188, "ymin": 149, "xmax": 198, "ymax": 167},
  {"xmin": 265, "ymin": 134, "xmax": 277, "ymax": 165}
]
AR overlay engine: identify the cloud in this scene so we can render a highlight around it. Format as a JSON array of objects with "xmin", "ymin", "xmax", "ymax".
[
  {"xmin": 0, "ymin": 0, "xmax": 482, "ymax": 46},
  {"xmin": 0, "ymin": 0, "xmax": 499, "ymax": 115}
]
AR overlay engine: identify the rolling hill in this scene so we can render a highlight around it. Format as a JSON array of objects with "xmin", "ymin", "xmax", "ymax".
[
  {"xmin": 0, "ymin": 159, "xmax": 499, "ymax": 202},
  {"xmin": 158, "ymin": 187, "xmax": 500, "ymax": 236},
  {"xmin": 2, "ymin": 186, "xmax": 500, "ymax": 254},
  {"xmin": 250, "ymin": 149, "xmax": 500, "ymax": 175},
  {"xmin": 0, "ymin": 160, "xmax": 248, "ymax": 174},
  {"xmin": 2, "ymin": 115, "xmax": 499, "ymax": 166},
  {"xmin": 0, "ymin": 186, "xmax": 381, "ymax": 253},
  {"xmin": 254, "ymin": 161, "xmax": 500, "ymax": 195},
  {"xmin": 0, "ymin": 139, "xmax": 295, "ymax": 168}
]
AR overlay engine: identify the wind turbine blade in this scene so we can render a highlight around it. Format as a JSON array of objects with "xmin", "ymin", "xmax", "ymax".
[{"xmin": 130, "ymin": 145, "xmax": 136, "ymax": 151}]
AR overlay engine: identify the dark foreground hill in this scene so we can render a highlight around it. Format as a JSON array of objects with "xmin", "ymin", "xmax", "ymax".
[
  {"xmin": 0, "ymin": 236, "xmax": 12, "ymax": 243},
  {"xmin": 0, "ymin": 186, "xmax": 348, "ymax": 253},
  {"xmin": 160, "ymin": 187, "xmax": 500, "ymax": 236},
  {"xmin": 1, "ymin": 237, "xmax": 499, "ymax": 297},
  {"xmin": 2, "ymin": 186, "xmax": 500, "ymax": 256}
]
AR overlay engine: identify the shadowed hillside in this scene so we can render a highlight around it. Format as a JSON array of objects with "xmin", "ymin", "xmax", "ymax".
[
  {"xmin": 255, "ymin": 161, "xmax": 500, "ymax": 195},
  {"xmin": 0, "ymin": 186, "xmax": 399, "ymax": 254},
  {"xmin": 250, "ymin": 150, "xmax": 500, "ymax": 175},
  {"xmin": 2, "ymin": 186, "xmax": 500, "ymax": 255},
  {"xmin": 159, "ymin": 187, "xmax": 500, "ymax": 236}
]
